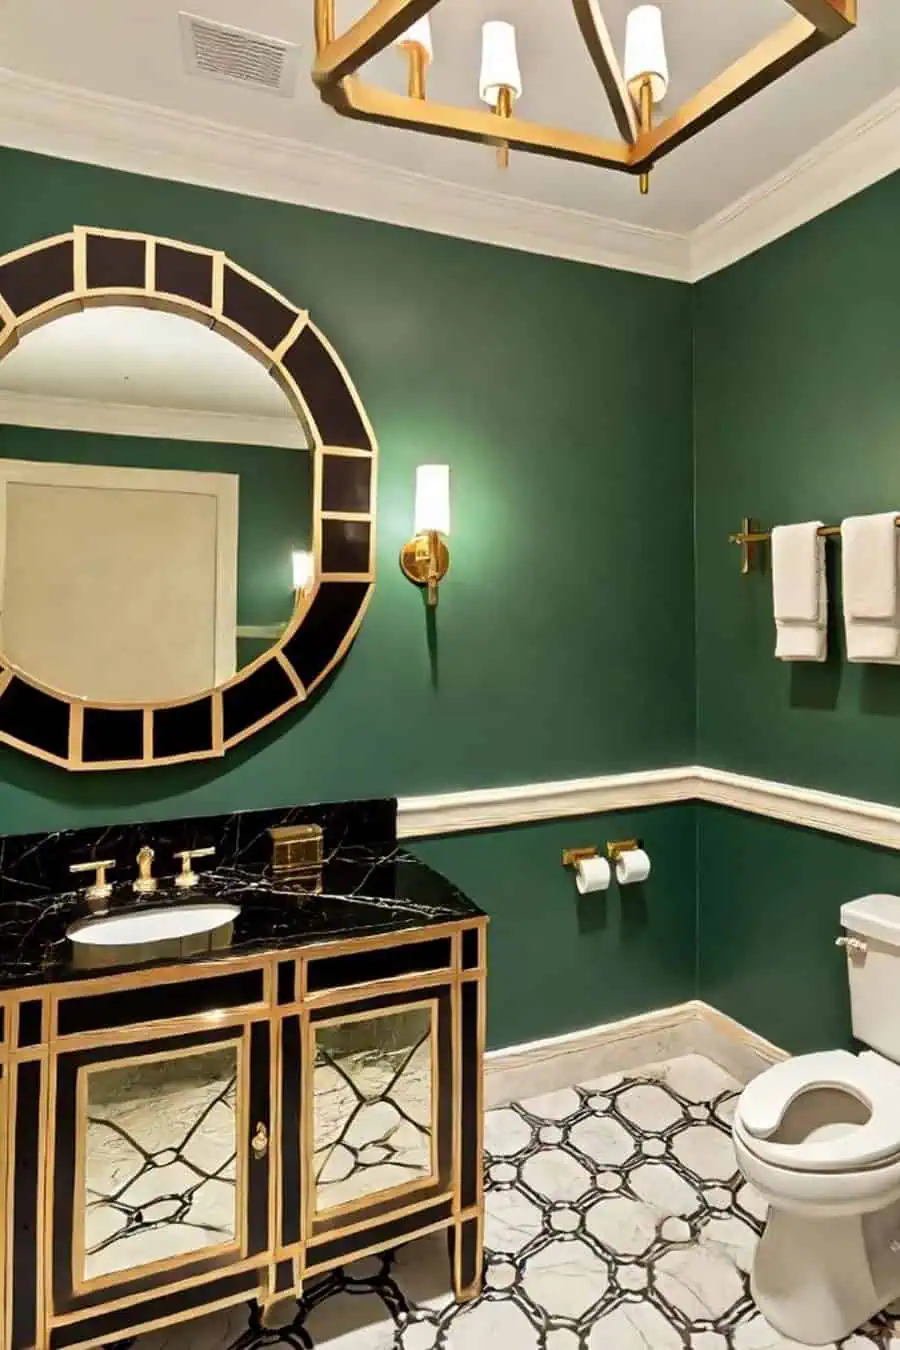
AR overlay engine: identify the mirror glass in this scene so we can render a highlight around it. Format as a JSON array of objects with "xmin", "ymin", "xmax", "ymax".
[
  {"xmin": 82, "ymin": 1044, "xmax": 239, "ymax": 1282},
  {"xmin": 313, "ymin": 1005, "xmax": 435, "ymax": 1215},
  {"xmin": 0, "ymin": 307, "xmax": 312, "ymax": 703}
]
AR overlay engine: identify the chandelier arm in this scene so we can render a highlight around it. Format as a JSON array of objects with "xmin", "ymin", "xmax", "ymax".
[
  {"xmin": 313, "ymin": 0, "xmax": 441, "ymax": 87},
  {"xmin": 787, "ymin": 0, "xmax": 857, "ymax": 40},
  {"xmin": 330, "ymin": 77, "xmax": 635, "ymax": 172},
  {"xmin": 570, "ymin": 0, "xmax": 639, "ymax": 144},
  {"xmin": 632, "ymin": 17, "xmax": 830, "ymax": 168}
]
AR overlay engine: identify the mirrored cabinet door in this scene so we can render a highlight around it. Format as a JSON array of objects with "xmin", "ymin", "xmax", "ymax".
[
  {"xmin": 50, "ymin": 1021, "xmax": 271, "ymax": 1321},
  {"xmin": 307, "ymin": 992, "xmax": 453, "ymax": 1231},
  {"xmin": 80, "ymin": 1042, "xmax": 242, "ymax": 1284}
]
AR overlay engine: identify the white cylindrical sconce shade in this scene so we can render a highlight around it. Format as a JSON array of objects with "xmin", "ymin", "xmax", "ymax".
[
  {"xmin": 480, "ymin": 21, "xmax": 522, "ymax": 106},
  {"xmin": 414, "ymin": 465, "xmax": 451, "ymax": 535},
  {"xmin": 624, "ymin": 5, "xmax": 668, "ymax": 103},
  {"xmin": 292, "ymin": 549, "xmax": 314, "ymax": 591},
  {"xmin": 394, "ymin": 15, "xmax": 433, "ymax": 58}
]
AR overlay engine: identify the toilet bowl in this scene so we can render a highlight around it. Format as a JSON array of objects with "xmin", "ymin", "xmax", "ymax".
[{"xmin": 733, "ymin": 894, "xmax": 900, "ymax": 1345}]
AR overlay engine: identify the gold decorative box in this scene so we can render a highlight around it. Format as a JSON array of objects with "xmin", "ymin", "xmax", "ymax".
[{"xmin": 268, "ymin": 824, "xmax": 324, "ymax": 889}]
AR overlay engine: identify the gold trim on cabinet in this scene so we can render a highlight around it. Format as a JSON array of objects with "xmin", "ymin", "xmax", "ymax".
[
  {"xmin": 304, "ymin": 1211, "xmax": 457, "ymax": 1280},
  {"xmin": 69, "ymin": 1035, "xmax": 246, "ymax": 1297},
  {"xmin": 305, "ymin": 1185, "xmax": 455, "ymax": 1246},
  {"xmin": 50, "ymin": 1253, "xmax": 270, "ymax": 1326},
  {"xmin": 55, "ymin": 1283, "xmax": 264, "ymax": 1350}
]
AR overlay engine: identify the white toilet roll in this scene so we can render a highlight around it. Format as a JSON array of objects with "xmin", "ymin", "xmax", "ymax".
[
  {"xmin": 575, "ymin": 855, "xmax": 611, "ymax": 894},
  {"xmin": 615, "ymin": 848, "xmax": 651, "ymax": 885}
]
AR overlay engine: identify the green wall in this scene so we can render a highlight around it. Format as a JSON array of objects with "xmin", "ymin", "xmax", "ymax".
[
  {"xmin": 694, "ymin": 170, "xmax": 900, "ymax": 1050},
  {"xmin": 0, "ymin": 147, "xmax": 696, "ymax": 1051},
  {"xmin": 419, "ymin": 805, "xmax": 697, "ymax": 1051}
]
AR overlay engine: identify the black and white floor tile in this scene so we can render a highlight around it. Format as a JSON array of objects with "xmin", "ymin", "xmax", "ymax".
[{"xmin": 133, "ymin": 1055, "xmax": 900, "ymax": 1350}]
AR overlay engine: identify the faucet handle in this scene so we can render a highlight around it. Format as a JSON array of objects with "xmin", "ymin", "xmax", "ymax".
[
  {"xmin": 133, "ymin": 845, "xmax": 157, "ymax": 895},
  {"xmin": 70, "ymin": 859, "xmax": 116, "ymax": 902},
  {"xmin": 173, "ymin": 846, "xmax": 215, "ymax": 889}
]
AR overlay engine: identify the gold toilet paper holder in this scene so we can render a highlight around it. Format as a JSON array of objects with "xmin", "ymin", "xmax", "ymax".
[
  {"xmin": 561, "ymin": 846, "xmax": 598, "ymax": 869},
  {"xmin": 606, "ymin": 839, "xmax": 641, "ymax": 862}
]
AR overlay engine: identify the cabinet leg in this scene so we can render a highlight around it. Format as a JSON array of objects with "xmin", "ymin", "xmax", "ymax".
[
  {"xmin": 448, "ymin": 1215, "xmax": 483, "ymax": 1302},
  {"xmin": 255, "ymin": 1295, "xmax": 300, "ymax": 1330}
]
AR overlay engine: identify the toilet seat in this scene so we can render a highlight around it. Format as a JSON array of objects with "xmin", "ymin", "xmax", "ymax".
[{"xmin": 736, "ymin": 1050, "xmax": 900, "ymax": 1173}]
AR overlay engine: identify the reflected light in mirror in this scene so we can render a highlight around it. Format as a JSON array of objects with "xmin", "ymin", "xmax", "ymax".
[
  {"xmin": 414, "ymin": 465, "xmax": 450, "ymax": 536},
  {"xmin": 292, "ymin": 548, "xmax": 315, "ymax": 593}
]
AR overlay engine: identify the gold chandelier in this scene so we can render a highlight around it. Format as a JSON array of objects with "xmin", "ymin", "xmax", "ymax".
[{"xmin": 312, "ymin": 0, "xmax": 857, "ymax": 195}]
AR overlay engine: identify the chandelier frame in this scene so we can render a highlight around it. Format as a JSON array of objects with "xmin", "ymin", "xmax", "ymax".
[{"xmin": 312, "ymin": 0, "xmax": 857, "ymax": 179}]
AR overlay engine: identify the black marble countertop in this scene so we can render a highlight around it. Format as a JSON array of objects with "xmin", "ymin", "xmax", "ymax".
[{"xmin": 0, "ymin": 844, "xmax": 485, "ymax": 991}]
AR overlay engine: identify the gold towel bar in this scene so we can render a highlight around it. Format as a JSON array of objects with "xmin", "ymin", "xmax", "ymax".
[{"xmin": 729, "ymin": 515, "xmax": 900, "ymax": 575}]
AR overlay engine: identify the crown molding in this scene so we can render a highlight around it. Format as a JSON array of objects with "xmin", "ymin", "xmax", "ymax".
[
  {"xmin": 0, "ymin": 67, "xmax": 689, "ymax": 282},
  {"xmin": 398, "ymin": 764, "xmax": 900, "ymax": 850},
  {"xmin": 0, "ymin": 65, "xmax": 898, "ymax": 283},
  {"xmin": 0, "ymin": 388, "xmax": 305, "ymax": 447},
  {"xmin": 689, "ymin": 86, "xmax": 900, "ymax": 280}
]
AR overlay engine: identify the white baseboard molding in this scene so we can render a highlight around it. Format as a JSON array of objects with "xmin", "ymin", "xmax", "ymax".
[
  {"xmin": 397, "ymin": 764, "xmax": 900, "ymax": 852},
  {"xmin": 484, "ymin": 1000, "xmax": 788, "ymax": 1109}
]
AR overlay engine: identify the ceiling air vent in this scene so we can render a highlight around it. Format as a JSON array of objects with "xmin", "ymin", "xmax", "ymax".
[{"xmin": 179, "ymin": 12, "xmax": 300, "ymax": 96}]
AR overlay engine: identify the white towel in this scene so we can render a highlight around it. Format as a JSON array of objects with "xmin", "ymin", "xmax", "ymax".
[
  {"xmin": 842, "ymin": 512, "xmax": 900, "ymax": 662},
  {"xmin": 771, "ymin": 521, "xmax": 827, "ymax": 662}
]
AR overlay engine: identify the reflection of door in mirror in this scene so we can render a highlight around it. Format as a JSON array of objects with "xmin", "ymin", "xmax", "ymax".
[
  {"xmin": 0, "ymin": 306, "xmax": 312, "ymax": 704},
  {"xmin": 79, "ymin": 1043, "xmax": 241, "ymax": 1284},
  {"xmin": 0, "ymin": 459, "xmax": 238, "ymax": 702}
]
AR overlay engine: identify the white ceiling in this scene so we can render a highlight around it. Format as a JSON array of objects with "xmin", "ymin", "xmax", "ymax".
[{"xmin": 0, "ymin": 0, "xmax": 898, "ymax": 265}]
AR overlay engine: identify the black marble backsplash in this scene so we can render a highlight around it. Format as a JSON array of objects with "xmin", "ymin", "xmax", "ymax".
[{"xmin": 0, "ymin": 797, "xmax": 396, "ymax": 906}]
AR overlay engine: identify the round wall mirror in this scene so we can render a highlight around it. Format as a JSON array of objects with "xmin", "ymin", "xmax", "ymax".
[{"xmin": 0, "ymin": 227, "xmax": 377, "ymax": 771}]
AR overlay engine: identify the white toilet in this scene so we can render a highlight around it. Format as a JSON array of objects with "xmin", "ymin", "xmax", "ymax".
[{"xmin": 733, "ymin": 894, "xmax": 900, "ymax": 1345}]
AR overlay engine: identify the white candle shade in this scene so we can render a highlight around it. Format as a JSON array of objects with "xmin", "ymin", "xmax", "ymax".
[
  {"xmin": 479, "ymin": 21, "xmax": 522, "ymax": 106},
  {"xmin": 292, "ymin": 549, "xmax": 314, "ymax": 591},
  {"xmin": 394, "ymin": 15, "xmax": 433, "ymax": 59},
  {"xmin": 414, "ymin": 465, "xmax": 451, "ymax": 536},
  {"xmin": 624, "ymin": 5, "xmax": 668, "ymax": 103}
]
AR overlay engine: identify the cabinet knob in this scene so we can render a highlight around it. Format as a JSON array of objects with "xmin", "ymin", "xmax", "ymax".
[
  {"xmin": 251, "ymin": 1121, "xmax": 269, "ymax": 1160},
  {"xmin": 836, "ymin": 935, "xmax": 868, "ymax": 957}
]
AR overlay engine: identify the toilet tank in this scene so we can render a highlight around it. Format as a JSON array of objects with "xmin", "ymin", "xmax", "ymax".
[{"xmin": 840, "ymin": 894, "xmax": 900, "ymax": 1059}]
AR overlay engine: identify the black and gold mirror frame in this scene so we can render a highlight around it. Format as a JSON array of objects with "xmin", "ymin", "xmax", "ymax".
[{"xmin": 0, "ymin": 226, "xmax": 377, "ymax": 771}]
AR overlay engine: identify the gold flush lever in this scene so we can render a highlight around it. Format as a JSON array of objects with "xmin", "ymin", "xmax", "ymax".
[
  {"xmin": 69, "ymin": 859, "xmax": 116, "ymax": 904},
  {"xmin": 251, "ymin": 1122, "xmax": 269, "ymax": 1160},
  {"xmin": 174, "ymin": 846, "xmax": 215, "ymax": 889}
]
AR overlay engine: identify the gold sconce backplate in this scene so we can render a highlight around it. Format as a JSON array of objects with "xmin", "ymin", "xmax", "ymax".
[{"xmin": 399, "ymin": 532, "xmax": 450, "ymax": 604}]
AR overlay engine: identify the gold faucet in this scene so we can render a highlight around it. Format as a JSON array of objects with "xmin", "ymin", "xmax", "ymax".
[{"xmin": 133, "ymin": 845, "xmax": 157, "ymax": 895}]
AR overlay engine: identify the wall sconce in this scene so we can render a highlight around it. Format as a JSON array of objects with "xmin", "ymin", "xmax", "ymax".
[
  {"xmin": 400, "ymin": 465, "xmax": 451, "ymax": 607},
  {"xmin": 292, "ymin": 549, "xmax": 315, "ymax": 599}
]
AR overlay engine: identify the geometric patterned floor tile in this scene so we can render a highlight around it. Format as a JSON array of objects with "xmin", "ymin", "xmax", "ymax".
[{"xmin": 127, "ymin": 1053, "xmax": 900, "ymax": 1350}]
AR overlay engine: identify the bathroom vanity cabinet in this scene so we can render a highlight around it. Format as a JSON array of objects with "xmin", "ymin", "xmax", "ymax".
[{"xmin": 0, "ymin": 839, "xmax": 486, "ymax": 1350}]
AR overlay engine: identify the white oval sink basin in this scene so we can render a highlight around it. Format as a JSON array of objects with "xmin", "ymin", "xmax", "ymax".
[{"xmin": 68, "ymin": 904, "xmax": 240, "ymax": 947}]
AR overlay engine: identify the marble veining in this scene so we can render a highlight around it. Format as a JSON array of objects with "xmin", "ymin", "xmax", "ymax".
[{"xmin": 0, "ymin": 798, "xmax": 483, "ymax": 989}]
